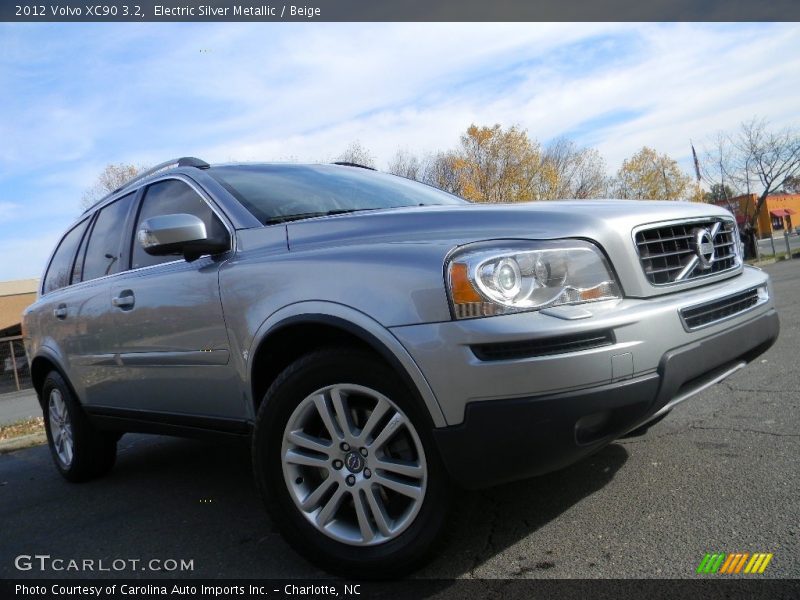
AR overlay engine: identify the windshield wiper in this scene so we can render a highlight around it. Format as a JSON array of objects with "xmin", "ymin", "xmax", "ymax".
[{"xmin": 264, "ymin": 208, "xmax": 380, "ymax": 225}]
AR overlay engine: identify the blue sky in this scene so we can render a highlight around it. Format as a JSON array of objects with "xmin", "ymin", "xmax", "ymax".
[{"xmin": 1, "ymin": 22, "xmax": 798, "ymax": 281}]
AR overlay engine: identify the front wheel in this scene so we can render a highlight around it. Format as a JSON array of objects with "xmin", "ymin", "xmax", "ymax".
[{"xmin": 252, "ymin": 348, "xmax": 450, "ymax": 578}]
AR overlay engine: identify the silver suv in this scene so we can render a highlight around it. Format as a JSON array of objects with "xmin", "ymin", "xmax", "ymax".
[{"xmin": 23, "ymin": 157, "xmax": 779, "ymax": 577}]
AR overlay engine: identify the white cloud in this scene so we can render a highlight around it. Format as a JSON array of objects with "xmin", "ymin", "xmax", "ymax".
[
  {"xmin": 3, "ymin": 22, "xmax": 797, "ymax": 174},
  {"xmin": 1, "ymin": 22, "xmax": 799, "ymax": 281},
  {"xmin": 165, "ymin": 22, "xmax": 799, "ymax": 172}
]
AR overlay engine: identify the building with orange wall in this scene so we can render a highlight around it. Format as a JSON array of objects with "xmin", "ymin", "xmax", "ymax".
[
  {"xmin": 0, "ymin": 279, "xmax": 38, "ymax": 338},
  {"xmin": 712, "ymin": 193, "xmax": 800, "ymax": 238}
]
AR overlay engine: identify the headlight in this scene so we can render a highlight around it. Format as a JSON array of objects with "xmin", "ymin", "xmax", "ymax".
[{"xmin": 447, "ymin": 240, "xmax": 621, "ymax": 319}]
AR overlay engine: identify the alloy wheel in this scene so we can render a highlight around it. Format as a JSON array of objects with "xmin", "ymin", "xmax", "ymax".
[
  {"xmin": 281, "ymin": 384, "xmax": 427, "ymax": 546},
  {"xmin": 48, "ymin": 388, "xmax": 74, "ymax": 468}
]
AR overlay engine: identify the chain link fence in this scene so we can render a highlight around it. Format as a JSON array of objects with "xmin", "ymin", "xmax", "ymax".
[{"xmin": 0, "ymin": 336, "xmax": 32, "ymax": 394}]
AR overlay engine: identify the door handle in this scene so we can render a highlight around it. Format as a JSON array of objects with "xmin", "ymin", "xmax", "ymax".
[
  {"xmin": 112, "ymin": 292, "xmax": 135, "ymax": 309},
  {"xmin": 53, "ymin": 304, "xmax": 67, "ymax": 319}
]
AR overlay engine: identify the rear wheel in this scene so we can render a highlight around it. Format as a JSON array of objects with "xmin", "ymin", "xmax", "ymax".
[
  {"xmin": 252, "ymin": 348, "xmax": 450, "ymax": 578},
  {"xmin": 42, "ymin": 371, "xmax": 117, "ymax": 482}
]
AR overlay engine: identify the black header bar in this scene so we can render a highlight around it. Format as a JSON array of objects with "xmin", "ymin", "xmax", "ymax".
[
  {"xmin": 2, "ymin": 0, "xmax": 800, "ymax": 22},
  {"xmin": 3, "ymin": 579, "xmax": 800, "ymax": 600}
]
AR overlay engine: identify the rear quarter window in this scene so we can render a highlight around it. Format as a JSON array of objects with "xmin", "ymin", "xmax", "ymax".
[{"xmin": 43, "ymin": 219, "xmax": 91, "ymax": 294}]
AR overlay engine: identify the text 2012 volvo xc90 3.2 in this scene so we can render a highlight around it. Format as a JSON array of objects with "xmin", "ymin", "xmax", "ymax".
[{"xmin": 23, "ymin": 157, "xmax": 779, "ymax": 577}]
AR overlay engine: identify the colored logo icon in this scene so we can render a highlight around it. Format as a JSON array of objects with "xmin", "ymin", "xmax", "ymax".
[{"xmin": 697, "ymin": 552, "xmax": 773, "ymax": 574}]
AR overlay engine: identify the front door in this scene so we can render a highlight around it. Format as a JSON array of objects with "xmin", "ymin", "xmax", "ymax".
[{"xmin": 104, "ymin": 177, "xmax": 244, "ymax": 421}]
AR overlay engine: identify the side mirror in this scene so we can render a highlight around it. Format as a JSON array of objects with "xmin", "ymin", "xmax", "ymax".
[{"xmin": 137, "ymin": 213, "xmax": 229, "ymax": 261}]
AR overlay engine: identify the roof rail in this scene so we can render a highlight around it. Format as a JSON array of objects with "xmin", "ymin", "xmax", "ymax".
[
  {"xmin": 82, "ymin": 157, "xmax": 211, "ymax": 214},
  {"xmin": 332, "ymin": 161, "xmax": 376, "ymax": 171},
  {"xmin": 113, "ymin": 156, "xmax": 210, "ymax": 193}
]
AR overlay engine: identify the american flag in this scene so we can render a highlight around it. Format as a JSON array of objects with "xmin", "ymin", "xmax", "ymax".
[{"xmin": 691, "ymin": 142, "xmax": 701, "ymax": 182}]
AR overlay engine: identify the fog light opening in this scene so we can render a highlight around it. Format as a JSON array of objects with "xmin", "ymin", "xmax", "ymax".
[{"xmin": 575, "ymin": 411, "xmax": 611, "ymax": 445}]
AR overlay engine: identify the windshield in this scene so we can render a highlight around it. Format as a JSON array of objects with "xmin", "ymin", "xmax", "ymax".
[{"xmin": 208, "ymin": 164, "xmax": 467, "ymax": 224}]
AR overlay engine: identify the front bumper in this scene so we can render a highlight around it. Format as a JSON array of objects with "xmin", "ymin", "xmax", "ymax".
[
  {"xmin": 431, "ymin": 308, "xmax": 778, "ymax": 489},
  {"xmin": 391, "ymin": 266, "xmax": 775, "ymax": 426},
  {"xmin": 389, "ymin": 266, "xmax": 778, "ymax": 489}
]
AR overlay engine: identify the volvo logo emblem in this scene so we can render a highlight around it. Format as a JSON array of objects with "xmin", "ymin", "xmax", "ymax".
[
  {"xmin": 692, "ymin": 227, "xmax": 716, "ymax": 269},
  {"xmin": 344, "ymin": 451, "xmax": 365, "ymax": 474}
]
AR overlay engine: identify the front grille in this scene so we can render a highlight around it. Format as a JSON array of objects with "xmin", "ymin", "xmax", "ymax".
[
  {"xmin": 634, "ymin": 218, "xmax": 740, "ymax": 285},
  {"xmin": 680, "ymin": 288, "xmax": 761, "ymax": 330},
  {"xmin": 471, "ymin": 330, "xmax": 615, "ymax": 361}
]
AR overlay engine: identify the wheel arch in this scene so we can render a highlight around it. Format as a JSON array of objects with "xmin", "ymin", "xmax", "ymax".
[
  {"xmin": 30, "ymin": 349, "xmax": 77, "ymax": 409},
  {"xmin": 248, "ymin": 304, "xmax": 446, "ymax": 428}
]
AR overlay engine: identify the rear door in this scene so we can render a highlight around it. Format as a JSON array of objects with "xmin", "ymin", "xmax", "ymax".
[
  {"xmin": 105, "ymin": 177, "xmax": 245, "ymax": 422},
  {"xmin": 70, "ymin": 192, "xmax": 139, "ymax": 406},
  {"xmin": 33, "ymin": 192, "xmax": 138, "ymax": 406},
  {"xmin": 32, "ymin": 217, "xmax": 93, "ymax": 398}
]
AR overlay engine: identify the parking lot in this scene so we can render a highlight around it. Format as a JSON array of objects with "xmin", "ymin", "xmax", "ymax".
[{"xmin": 0, "ymin": 260, "xmax": 797, "ymax": 580}]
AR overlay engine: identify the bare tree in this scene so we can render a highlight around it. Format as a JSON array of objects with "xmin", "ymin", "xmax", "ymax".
[
  {"xmin": 698, "ymin": 132, "xmax": 740, "ymax": 213},
  {"xmin": 701, "ymin": 118, "xmax": 800, "ymax": 257},
  {"xmin": 733, "ymin": 118, "xmax": 800, "ymax": 227},
  {"xmin": 337, "ymin": 141, "xmax": 376, "ymax": 168},
  {"xmin": 81, "ymin": 163, "xmax": 145, "ymax": 209},
  {"xmin": 387, "ymin": 149, "xmax": 422, "ymax": 180},
  {"xmin": 421, "ymin": 151, "xmax": 464, "ymax": 197},
  {"xmin": 539, "ymin": 138, "xmax": 607, "ymax": 199}
]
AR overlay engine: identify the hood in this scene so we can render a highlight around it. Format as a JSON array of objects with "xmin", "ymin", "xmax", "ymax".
[
  {"xmin": 284, "ymin": 200, "xmax": 733, "ymax": 249},
  {"xmin": 238, "ymin": 199, "xmax": 739, "ymax": 301}
]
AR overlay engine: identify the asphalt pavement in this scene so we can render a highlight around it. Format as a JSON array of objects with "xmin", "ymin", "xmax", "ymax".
[{"xmin": 1, "ymin": 261, "xmax": 797, "ymax": 580}]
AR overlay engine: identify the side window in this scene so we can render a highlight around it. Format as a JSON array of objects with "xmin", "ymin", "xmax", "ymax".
[
  {"xmin": 43, "ymin": 219, "xmax": 90, "ymax": 294},
  {"xmin": 71, "ymin": 214, "xmax": 92, "ymax": 283},
  {"xmin": 81, "ymin": 193, "xmax": 135, "ymax": 282},
  {"xmin": 131, "ymin": 179, "xmax": 226, "ymax": 270}
]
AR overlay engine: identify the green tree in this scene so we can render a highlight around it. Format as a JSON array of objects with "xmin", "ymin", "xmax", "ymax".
[{"xmin": 703, "ymin": 183, "xmax": 737, "ymax": 202}]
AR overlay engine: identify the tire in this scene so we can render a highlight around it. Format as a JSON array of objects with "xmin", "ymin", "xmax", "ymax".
[
  {"xmin": 252, "ymin": 348, "xmax": 450, "ymax": 579},
  {"xmin": 42, "ymin": 371, "xmax": 117, "ymax": 482}
]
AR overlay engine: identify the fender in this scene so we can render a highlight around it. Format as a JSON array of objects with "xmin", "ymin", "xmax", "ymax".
[
  {"xmin": 246, "ymin": 301, "xmax": 447, "ymax": 427},
  {"xmin": 29, "ymin": 343, "xmax": 78, "ymax": 402}
]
